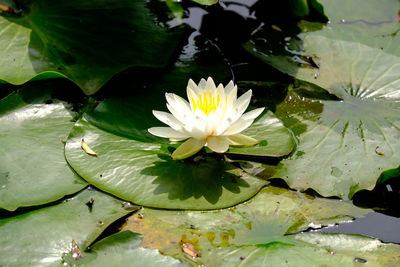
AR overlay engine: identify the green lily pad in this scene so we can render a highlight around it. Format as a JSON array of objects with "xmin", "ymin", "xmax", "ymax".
[
  {"xmin": 0, "ymin": 188, "xmax": 132, "ymax": 266},
  {"xmin": 244, "ymin": 17, "xmax": 400, "ymax": 198},
  {"xmin": 122, "ymin": 186, "xmax": 399, "ymax": 266},
  {"xmin": 0, "ymin": 83, "xmax": 87, "ymax": 211},
  {"xmin": 201, "ymin": 233, "xmax": 400, "ymax": 266},
  {"xmin": 65, "ymin": 118, "xmax": 267, "ymax": 210},
  {"xmin": 0, "ymin": 0, "xmax": 185, "ymax": 94},
  {"xmin": 317, "ymin": 0, "xmax": 400, "ymax": 23},
  {"xmin": 226, "ymin": 110, "xmax": 295, "ymax": 157},
  {"xmin": 190, "ymin": 0, "xmax": 218, "ymax": 5},
  {"xmin": 69, "ymin": 231, "xmax": 188, "ymax": 267}
]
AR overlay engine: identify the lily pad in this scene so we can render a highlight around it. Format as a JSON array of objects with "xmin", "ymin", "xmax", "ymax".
[
  {"xmin": 317, "ymin": 0, "xmax": 400, "ymax": 23},
  {"xmin": 65, "ymin": 118, "xmax": 267, "ymax": 210},
  {"xmin": 70, "ymin": 231, "xmax": 188, "ymax": 267},
  {"xmin": 0, "ymin": 83, "xmax": 87, "ymax": 211},
  {"xmin": 244, "ymin": 20, "xmax": 400, "ymax": 198},
  {"xmin": 190, "ymin": 0, "xmax": 218, "ymax": 5},
  {"xmin": 201, "ymin": 233, "xmax": 400, "ymax": 266},
  {"xmin": 0, "ymin": 0, "xmax": 185, "ymax": 94},
  {"xmin": 0, "ymin": 188, "xmax": 132, "ymax": 266},
  {"xmin": 121, "ymin": 186, "xmax": 400, "ymax": 266}
]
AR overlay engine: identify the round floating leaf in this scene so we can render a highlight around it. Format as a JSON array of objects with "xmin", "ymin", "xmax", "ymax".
[
  {"xmin": 65, "ymin": 118, "xmax": 267, "ymax": 210},
  {"xmin": 244, "ymin": 19, "xmax": 400, "ymax": 198},
  {"xmin": 0, "ymin": 0, "xmax": 185, "ymax": 94},
  {"xmin": 122, "ymin": 186, "xmax": 396, "ymax": 266},
  {"xmin": 0, "ymin": 84, "xmax": 87, "ymax": 211},
  {"xmin": 0, "ymin": 188, "xmax": 132, "ymax": 266},
  {"xmin": 70, "ymin": 231, "xmax": 188, "ymax": 267}
]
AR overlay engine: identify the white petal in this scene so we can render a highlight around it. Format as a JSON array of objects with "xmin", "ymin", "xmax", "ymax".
[
  {"xmin": 184, "ymin": 110, "xmax": 209, "ymax": 139},
  {"xmin": 198, "ymin": 78, "xmax": 207, "ymax": 90},
  {"xmin": 207, "ymin": 136, "xmax": 230, "ymax": 153},
  {"xmin": 222, "ymin": 118, "xmax": 254, "ymax": 136},
  {"xmin": 148, "ymin": 127, "xmax": 190, "ymax": 139},
  {"xmin": 205, "ymin": 77, "xmax": 217, "ymax": 92},
  {"xmin": 224, "ymin": 80, "xmax": 235, "ymax": 94},
  {"xmin": 165, "ymin": 93, "xmax": 177, "ymax": 106},
  {"xmin": 214, "ymin": 118, "xmax": 232, "ymax": 135},
  {"xmin": 206, "ymin": 109, "xmax": 221, "ymax": 131},
  {"xmin": 188, "ymin": 79, "xmax": 202, "ymax": 95},
  {"xmin": 165, "ymin": 93, "xmax": 191, "ymax": 116},
  {"xmin": 233, "ymin": 89, "xmax": 252, "ymax": 114},
  {"xmin": 240, "ymin": 107, "xmax": 265, "ymax": 121},
  {"xmin": 167, "ymin": 103, "xmax": 191, "ymax": 125},
  {"xmin": 187, "ymin": 85, "xmax": 199, "ymax": 110},
  {"xmin": 226, "ymin": 85, "xmax": 238, "ymax": 108},
  {"xmin": 152, "ymin": 110, "xmax": 184, "ymax": 131},
  {"xmin": 216, "ymin": 84, "xmax": 225, "ymax": 100},
  {"xmin": 228, "ymin": 134, "xmax": 258, "ymax": 146},
  {"xmin": 173, "ymin": 94, "xmax": 192, "ymax": 112},
  {"xmin": 171, "ymin": 138, "xmax": 206, "ymax": 160}
]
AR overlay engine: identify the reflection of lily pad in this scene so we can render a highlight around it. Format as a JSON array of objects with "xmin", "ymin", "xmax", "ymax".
[
  {"xmin": 0, "ymin": 83, "xmax": 86, "ymax": 211},
  {"xmin": 65, "ymin": 118, "xmax": 267, "ymax": 210},
  {"xmin": 122, "ymin": 186, "xmax": 400, "ymax": 266},
  {"xmin": 0, "ymin": 0, "xmax": 184, "ymax": 94},
  {"xmin": 244, "ymin": 23, "xmax": 400, "ymax": 199},
  {"xmin": 0, "ymin": 189, "xmax": 131, "ymax": 266}
]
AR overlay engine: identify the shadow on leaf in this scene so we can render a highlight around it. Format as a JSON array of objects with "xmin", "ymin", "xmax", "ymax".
[{"xmin": 140, "ymin": 155, "xmax": 250, "ymax": 205}]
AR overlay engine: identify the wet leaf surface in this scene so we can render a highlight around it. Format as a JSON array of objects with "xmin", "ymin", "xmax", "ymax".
[
  {"xmin": 244, "ymin": 3, "xmax": 400, "ymax": 198},
  {"xmin": 121, "ymin": 186, "xmax": 385, "ymax": 265},
  {"xmin": 0, "ymin": 83, "xmax": 86, "ymax": 211},
  {"xmin": 65, "ymin": 118, "xmax": 268, "ymax": 210},
  {"xmin": 67, "ymin": 231, "xmax": 188, "ymax": 267},
  {"xmin": 0, "ymin": 188, "xmax": 131, "ymax": 266}
]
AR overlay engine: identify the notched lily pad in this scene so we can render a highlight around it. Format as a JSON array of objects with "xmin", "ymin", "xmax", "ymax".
[{"xmin": 244, "ymin": 21, "xmax": 400, "ymax": 199}]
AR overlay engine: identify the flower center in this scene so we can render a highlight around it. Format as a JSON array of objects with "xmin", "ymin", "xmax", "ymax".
[{"xmin": 192, "ymin": 90, "xmax": 221, "ymax": 115}]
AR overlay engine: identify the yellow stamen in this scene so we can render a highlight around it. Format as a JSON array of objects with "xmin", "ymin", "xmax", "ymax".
[{"xmin": 192, "ymin": 90, "xmax": 220, "ymax": 115}]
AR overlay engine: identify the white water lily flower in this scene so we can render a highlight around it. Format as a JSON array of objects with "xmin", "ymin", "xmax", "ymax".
[{"xmin": 148, "ymin": 77, "xmax": 265, "ymax": 160}]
